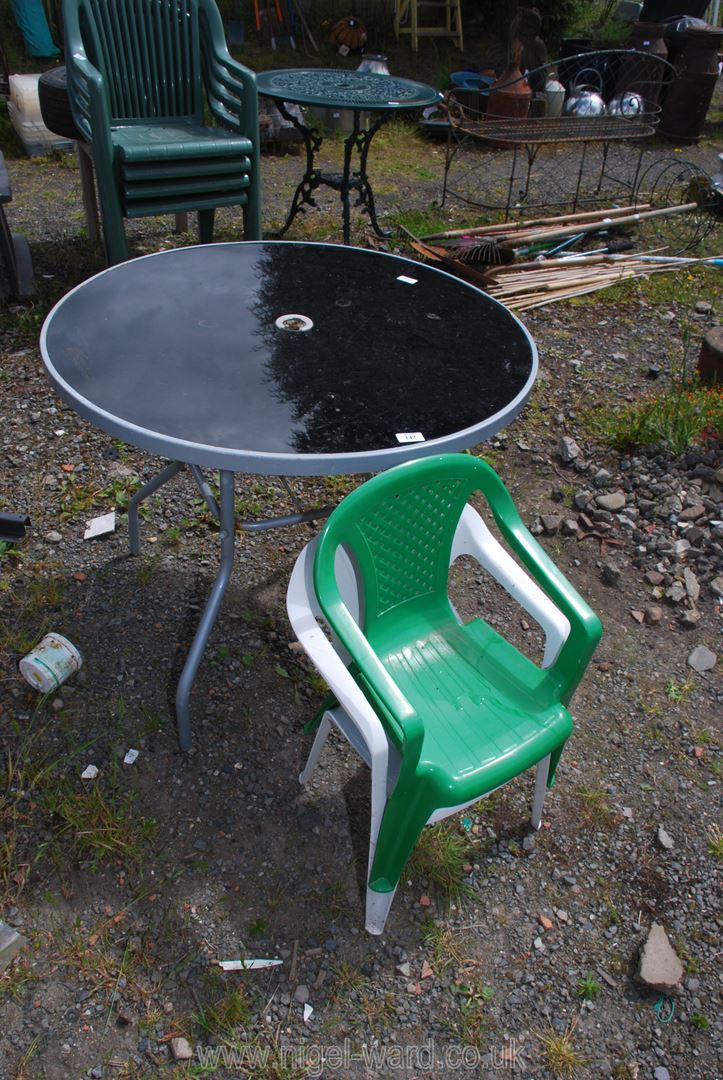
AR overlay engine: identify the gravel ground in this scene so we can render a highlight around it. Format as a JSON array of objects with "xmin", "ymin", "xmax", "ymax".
[{"xmin": 0, "ymin": 107, "xmax": 721, "ymax": 1080}]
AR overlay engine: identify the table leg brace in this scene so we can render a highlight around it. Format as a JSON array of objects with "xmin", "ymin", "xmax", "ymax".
[{"xmin": 128, "ymin": 461, "xmax": 185, "ymax": 555}]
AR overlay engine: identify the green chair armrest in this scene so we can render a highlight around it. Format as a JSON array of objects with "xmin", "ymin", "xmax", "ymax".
[
  {"xmin": 205, "ymin": 64, "xmax": 257, "ymax": 132},
  {"xmin": 312, "ymin": 562, "xmax": 425, "ymax": 766},
  {"xmin": 64, "ymin": 58, "xmax": 98, "ymax": 143},
  {"xmin": 200, "ymin": 0, "xmax": 258, "ymax": 128},
  {"xmin": 63, "ymin": 2, "xmax": 114, "ymax": 155},
  {"xmin": 480, "ymin": 466, "xmax": 602, "ymax": 703}
]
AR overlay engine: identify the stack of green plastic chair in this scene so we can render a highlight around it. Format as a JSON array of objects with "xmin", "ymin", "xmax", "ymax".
[
  {"xmin": 286, "ymin": 454, "xmax": 602, "ymax": 933},
  {"xmin": 63, "ymin": 0, "xmax": 261, "ymax": 264}
]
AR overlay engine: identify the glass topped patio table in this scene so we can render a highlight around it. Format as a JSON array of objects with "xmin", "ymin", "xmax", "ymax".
[
  {"xmin": 40, "ymin": 241, "xmax": 537, "ymax": 750},
  {"xmin": 256, "ymin": 68, "xmax": 441, "ymax": 243}
]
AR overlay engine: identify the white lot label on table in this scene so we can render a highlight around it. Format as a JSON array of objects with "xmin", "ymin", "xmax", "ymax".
[{"xmin": 396, "ymin": 432, "xmax": 425, "ymax": 443}]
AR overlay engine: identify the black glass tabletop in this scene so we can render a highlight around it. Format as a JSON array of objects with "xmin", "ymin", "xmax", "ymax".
[{"xmin": 40, "ymin": 242, "xmax": 537, "ymax": 475}]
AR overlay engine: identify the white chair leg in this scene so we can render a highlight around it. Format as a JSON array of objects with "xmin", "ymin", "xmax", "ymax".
[
  {"xmin": 365, "ymin": 884, "xmax": 397, "ymax": 935},
  {"xmin": 367, "ymin": 760, "xmax": 389, "ymax": 874},
  {"xmin": 299, "ymin": 713, "xmax": 332, "ymax": 784},
  {"xmin": 531, "ymin": 754, "xmax": 551, "ymax": 830}
]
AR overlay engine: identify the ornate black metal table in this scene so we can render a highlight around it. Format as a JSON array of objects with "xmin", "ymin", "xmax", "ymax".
[
  {"xmin": 256, "ymin": 69, "xmax": 441, "ymax": 243},
  {"xmin": 40, "ymin": 241, "xmax": 537, "ymax": 749}
]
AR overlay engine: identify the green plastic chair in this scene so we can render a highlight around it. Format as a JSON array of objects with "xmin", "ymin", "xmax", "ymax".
[
  {"xmin": 63, "ymin": 0, "xmax": 261, "ymax": 264},
  {"xmin": 286, "ymin": 454, "xmax": 602, "ymax": 933}
]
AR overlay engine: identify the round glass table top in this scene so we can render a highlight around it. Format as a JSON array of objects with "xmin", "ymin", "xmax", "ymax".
[
  {"xmin": 40, "ymin": 242, "xmax": 537, "ymax": 475},
  {"xmin": 255, "ymin": 68, "xmax": 441, "ymax": 111}
]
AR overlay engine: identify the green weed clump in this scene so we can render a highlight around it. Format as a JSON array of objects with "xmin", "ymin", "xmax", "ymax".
[
  {"xmin": 592, "ymin": 384, "xmax": 722, "ymax": 458},
  {"xmin": 407, "ymin": 821, "xmax": 476, "ymax": 907}
]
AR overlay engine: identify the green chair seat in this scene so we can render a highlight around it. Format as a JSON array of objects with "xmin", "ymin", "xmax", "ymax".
[
  {"xmin": 122, "ymin": 172, "xmax": 251, "ymax": 201},
  {"xmin": 113, "ymin": 124, "xmax": 254, "ymax": 162},
  {"xmin": 124, "ymin": 189, "xmax": 250, "ymax": 217},
  {"xmin": 380, "ymin": 618, "xmax": 572, "ymax": 799},
  {"xmin": 121, "ymin": 157, "xmax": 253, "ymax": 181}
]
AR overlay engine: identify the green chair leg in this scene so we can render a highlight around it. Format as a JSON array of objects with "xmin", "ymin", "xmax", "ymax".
[
  {"xmin": 368, "ymin": 785, "xmax": 433, "ymax": 895},
  {"xmin": 90, "ymin": 147, "xmax": 129, "ymax": 265},
  {"xmin": 198, "ymin": 208, "xmax": 215, "ymax": 244},
  {"xmin": 243, "ymin": 189, "xmax": 262, "ymax": 241},
  {"xmin": 98, "ymin": 193, "xmax": 129, "ymax": 265},
  {"xmin": 548, "ymin": 743, "xmax": 565, "ymax": 786}
]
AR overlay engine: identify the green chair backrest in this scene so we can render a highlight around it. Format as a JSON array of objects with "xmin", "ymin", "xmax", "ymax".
[
  {"xmin": 314, "ymin": 456, "xmax": 484, "ymax": 643},
  {"xmin": 76, "ymin": 0, "xmax": 204, "ymax": 122}
]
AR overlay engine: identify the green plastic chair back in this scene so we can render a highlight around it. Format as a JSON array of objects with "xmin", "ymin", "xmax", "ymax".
[
  {"xmin": 77, "ymin": 0, "xmax": 204, "ymax": 122},
  {"xmin": 313, "ymin": 454, "xmax": 602, "ymax": 894}
]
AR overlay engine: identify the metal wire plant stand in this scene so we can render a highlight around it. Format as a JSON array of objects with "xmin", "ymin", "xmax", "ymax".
[
  {"xmin": 439, "ymin": 50, "xmax": 717, "ymax": 253},
  {"xmin": 442, "ymin": 51, "xmax": 667, "ymax": 211},
  {"xmin": 632, "ymin": 156, "xmax": 718, "ymax": 252}
]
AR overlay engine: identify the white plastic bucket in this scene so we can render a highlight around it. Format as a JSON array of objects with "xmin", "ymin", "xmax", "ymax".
[{"xmin": 19, "ymin": 633, "xmax": 82, "ymax": 693}]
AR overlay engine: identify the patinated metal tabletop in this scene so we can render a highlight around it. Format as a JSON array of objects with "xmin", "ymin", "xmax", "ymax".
[{"xmin": 256, "ymin": 69, "xmax": 441, "ymax": 242}]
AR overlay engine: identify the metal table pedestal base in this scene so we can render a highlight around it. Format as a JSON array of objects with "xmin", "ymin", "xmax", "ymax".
[{"xmin": 274, "ymin": 105, "xmax": 390, "ymax": 245}]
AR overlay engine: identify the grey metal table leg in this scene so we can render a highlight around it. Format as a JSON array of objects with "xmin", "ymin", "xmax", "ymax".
[
  {"xmin": 175, "ymin": 469, "xmax": 236, "ymax": 751},
  {"xmin": 128, "ymin": 460, "xmax": 184, "ymax": 555}
]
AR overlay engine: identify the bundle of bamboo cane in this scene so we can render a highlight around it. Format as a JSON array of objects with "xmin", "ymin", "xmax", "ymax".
[
  {"xmin": 400, "ymin": 203, "xmax": 720, "ymax": 311},
  {"xmin": 483, "ymin": 256, "xmax": 687, "ymax": 310},
  {"xmin": 418, "ymin": 203, "xmax": 697, "ymax": 265}
]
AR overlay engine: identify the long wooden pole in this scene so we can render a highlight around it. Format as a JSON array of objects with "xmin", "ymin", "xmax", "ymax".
[
  {"xmin": 420, "ymin": 204, "xmax": 651, "ymax": 240},
  {"xmin": 476, "ymin": 202, "xmax": 699, "ymax": 246}
]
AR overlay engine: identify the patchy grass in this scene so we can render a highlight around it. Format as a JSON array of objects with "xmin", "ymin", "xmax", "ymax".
[
  {"xmin": 0, "ymin": 715, "xmax": 64, "ymax": 901},
  {"xmin": 192, "ymin": 986, "xmax": 251, "ymax": 1037},
  {"xmin": 453, "ymin": 980, "xmax": 494, "ymax": 1051},
  {"xmin": 0, "ymin": 954, "xmax": 37, "ymax": 1004},
  {"xmin": 576, "ymin": 974, "xmax": 601, "ymax": 1000},
  {"xmin": 0, "ymin": 707, "xmax": 155, "ymax": 906},
  {"xmin": 393, "ymin": 206, "xmax": 457, "ymax": 239},
  {"xmin": 331, "ymin": 959, "xmax": 369, "ymax": 999},
  {"xmin": 707, "ymin": 830, "xmax": 723, "ymax": 862},
  {"xmin": 193, "ymin": 1033, "xmax": 314, "ymax": 1078},
  {"xmin": 41, "ymin": 775, "xmax": 155, "ymax": 867},
  {"xmin": 574, "ymin": 783, "xmax": 614, "ymax": 828},
  {"xmin": 538, "ymin": 1018, "xmax": 587, "ymax": 1078},
  {"xmin": 11, "ymin": 1034, "xmax": 42, "ymax": 1080},
  {"xmin": 407, "ymin": 821, "xmax": 476, "ymax": 908},
  {"xmin": 59, "ymin": 922, "xmax": 146, "ymax": 1000},
  {"xmin": 0, "ymin": 568, "xmax": 65, "ymax": 656},
  {"xmin": 589, "ymin": 384, "xmax": 723, "ymax": 457},
  {"xmin": 358, "ymin": 988, "xmax": 396, "ymax": 1034},
  {"xmin": 665, "ymin": 677, "xmax": 695, "ymax": 704},
  {"xmin": 421, "ymin": 919, "xmax": 473, "ymax": 972},
  {"xmin": 56, "ymin": 471, "xmax": 143, "ymax": 521}
]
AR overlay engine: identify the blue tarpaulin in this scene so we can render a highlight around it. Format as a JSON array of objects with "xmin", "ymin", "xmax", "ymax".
[{"xmin": 11, "ymin": 0, "xmax": 60, "ymax": 57}]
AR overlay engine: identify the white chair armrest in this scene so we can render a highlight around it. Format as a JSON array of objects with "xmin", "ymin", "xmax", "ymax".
[
  {"xmin": 287, "ymin": 541, "xmax": 390, "ymax": 762},
  {"xmin": 451, "ymin": 504, "xmax": 570, "ymax": 667}
]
